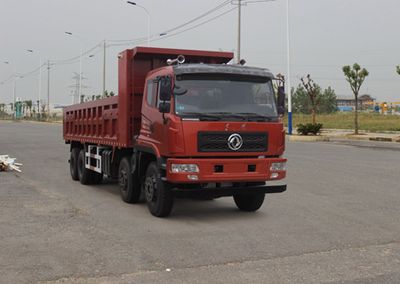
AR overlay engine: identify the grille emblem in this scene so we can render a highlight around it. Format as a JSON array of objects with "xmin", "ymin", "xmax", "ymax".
[{"xmin": 227, "ymin": 133, "xmax": 243, "ymax": 151}]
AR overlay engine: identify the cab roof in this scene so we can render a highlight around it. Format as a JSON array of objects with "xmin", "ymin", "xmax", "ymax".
[{"xmin": 173, "ymin": 64, "xmax": 274, "ymax": 79}]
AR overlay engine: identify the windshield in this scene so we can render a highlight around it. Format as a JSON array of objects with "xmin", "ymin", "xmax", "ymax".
[{"xmin": 174, "ymin": 75, "xmax": 278, "ymax": 120}]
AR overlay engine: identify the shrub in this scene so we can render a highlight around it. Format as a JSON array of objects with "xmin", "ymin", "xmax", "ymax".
[{"xmin": 297, "ymin": 123, "xmax": 323, "ymax": 135}]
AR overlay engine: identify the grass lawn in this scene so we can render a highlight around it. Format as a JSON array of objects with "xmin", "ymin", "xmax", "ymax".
[{"xmin": 284, "ymin": 112, "xmax": 400, "ymax": 132}]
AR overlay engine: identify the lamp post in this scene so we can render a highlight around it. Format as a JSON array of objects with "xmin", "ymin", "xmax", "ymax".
[
  {"xmin": 27, "ymin": 49, "xmax": 43, "ymax": 116},
  {"xmin": 3, "ymin": 61, "xmax": 17, "ymax": 119},
  {"xmin": 65, "ymin": 32, "xmax": 83, "ymax": 104},
  {"xmin": 127, "ymin": 1, "xmax": 151, "ymax": 46},
  {"xmin": 234, "ymin": 0, "xmax": 276, "ymax": 63},
  {"xmin": 286, "ymin": 0, "xmax": 293, "ymax": 135},
  {"xmin": 237, "ymin": 0, "xmax": 242, "ymax": 63}
]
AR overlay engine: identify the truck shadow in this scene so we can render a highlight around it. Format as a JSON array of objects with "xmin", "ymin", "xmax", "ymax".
[
  {"xmin": 86, "ymin": 178, "xmax": 268, "ymax": 221},
  {"xmin": 171, "ymin": 199, "xmax": 267, "ymax": 221}
]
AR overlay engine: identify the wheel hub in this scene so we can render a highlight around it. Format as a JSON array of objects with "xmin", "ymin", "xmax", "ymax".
[
  {"xmin": 144, "ymin": 175, "xmax": 157, "ymax": 202},
  {"xmin": 119, "ymin": 170, "xmax": 127, "ymax": 192}
]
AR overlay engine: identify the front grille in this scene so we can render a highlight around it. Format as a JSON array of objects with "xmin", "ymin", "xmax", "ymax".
[{"xmin": 198, "ymin": 132, "xmax": 268, "ymax": 152}]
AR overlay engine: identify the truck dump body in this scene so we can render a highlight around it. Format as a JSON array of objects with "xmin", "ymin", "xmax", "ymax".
[{"xmin": 63, "ymin": 47, "xmax": 233, "ymax": 147}]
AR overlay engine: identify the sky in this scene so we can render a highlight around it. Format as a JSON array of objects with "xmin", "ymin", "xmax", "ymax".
[{"xmin": 1, "ymin": 0, "xmax": 400, "ymax": 106}]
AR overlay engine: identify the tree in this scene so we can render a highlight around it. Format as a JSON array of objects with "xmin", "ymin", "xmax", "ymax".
[
  {"xmin": 292, "ymin": 84, "xmax": 337, "ymax": 116},
  {"xmin": 397, "ymin": 66, "xmax": 400, "ymax": 75},
  {"xmin": 25, "ymin": 100, "xmax": 33, "ymax": 117},
  {"xmin": 318, "ymin": 87, "xmax": 337, "ymax": 114},
  {"xmin": 342, "ymin": 63, "xmax": 369, "ymax": 134},
  {"xmin": 292, "ymin": 85, "xmax": 312, "ymax": 114},
  {"xmin": 300, "ymin": 75, "xmax": 321, "ymax": 124}
]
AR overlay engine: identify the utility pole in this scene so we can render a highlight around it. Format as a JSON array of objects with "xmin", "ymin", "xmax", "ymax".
[
  {"xmin": 103, "ymin": 40, "xmax": 106, "ymax": 96},
  {"xmin": 237, "ymin": 0, "xmax": 242, "ymax": 63},
  {"xmin": 13, "ymin": 74, "xmax": 16, "ymax": 119},
  {"xmin": 65, "ymin": 32, "xmax": 84, "ymax": 104},
  {"xmin": 47, "ymin": 60, "xmax": 50, "ymax": 118},
  {"xmin": 79, "ymin": 45, "xmax": 82, "ymax": 104},
  {"xmin": 38, "ymin": 58, "xmax": 42, "ymax": 116},
  {"xmin": 286, "ymin": 0, "xmax": 292, "ymax": 135},
  {"xmin": 27, "ymin": 50, "xmax": 42, "ymax": 116},
  {"xmin": 3, "ymin": 61, "xmax": 17, "ymax": 119}
]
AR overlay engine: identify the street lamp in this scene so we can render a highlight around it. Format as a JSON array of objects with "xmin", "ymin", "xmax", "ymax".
[
  {"xmin": 3, "ymin": 61, "xmax": 17, "ymax": 119},
  {"xmin": 65, "ymin": 32, "xmax": 83, "ymax": 104},
  {"xmin": 127, "ymin": 1, "xmax": 151, "ymax": 46},
  {"xmin": 27, "ymin": 49, "xmax": 43, "ymax": 116}
]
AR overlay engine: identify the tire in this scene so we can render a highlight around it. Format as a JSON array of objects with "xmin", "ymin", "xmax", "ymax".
[
  {"xmin": 70, "ymin": 148, "xmax": 80, "ymax": 181},
  {"xmin": 118, "ymin": 157, "xmax": 141, "ymax": 204},
  {"xmin": 233, "ymin": 193, "xmax": 265, "ymax": 212},
  {"xmin": 77, "ymin": 149, "xmax": 94, "ymax": 185},
  {"xmin": 143, "ymin": 162, "xmax": 173, "ymax": 217},
  {"xmin": 91, "ymin": 171, "xmax": 103, "ymax": 185}
]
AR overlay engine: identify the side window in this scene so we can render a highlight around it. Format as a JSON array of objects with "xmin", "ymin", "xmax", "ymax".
[
  {"xmin": 157, "ymin": 76, "xmax": 164, "ymax": 107},
  {"xmin": 146, "ymin": 80, "xmax": 158, "ymax": 107},
  {"xmin": 157, "ymin": 81, "xmax": 161, "ymax": 108}
]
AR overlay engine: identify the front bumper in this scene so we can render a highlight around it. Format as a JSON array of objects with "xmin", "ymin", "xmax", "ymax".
[
  {"xmin": 166, "ymin": 157, "xmax": 286, "ymax": 183},
  {"xmin": 172, "ymin": 184, "xmax": 287, "ymax": 198}
]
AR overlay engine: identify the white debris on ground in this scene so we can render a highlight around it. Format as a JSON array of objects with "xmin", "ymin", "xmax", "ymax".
[{"xmin": 0, "ymin": 155, "xmax": 23, "ymax": 173}]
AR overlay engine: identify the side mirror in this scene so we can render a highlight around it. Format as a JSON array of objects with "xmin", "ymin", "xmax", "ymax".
[
  {"xmin": 158, "ymin": 102, "xmax": 171, "ymax": 113},
  {"xmin": 159, "ymin": 77, "xmax": 172, "ymax": 101},
  {"xmin": 277, "ymin": 86, "xmax": 285, "ymax": 116}
]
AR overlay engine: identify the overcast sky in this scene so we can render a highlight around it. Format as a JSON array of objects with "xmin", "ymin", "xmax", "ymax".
[{"xmin": 1, "ymin": 0, "xmax": 399, "ymax": 106}]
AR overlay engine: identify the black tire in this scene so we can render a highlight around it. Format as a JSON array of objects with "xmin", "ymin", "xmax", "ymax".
[
  {"xmin": 144, "ymin": 162, "xmax": 173, "ymax": 217},
  {"xmin": 118, "ymin": 157, "xmax": 141, "ymax": 203},
  {"xmin": 70, "ymin": 148, "xmax": 80, "ymax": 181},
  {"xmin": 91, "ymin": 171, "xmax": 103, "ymax": 185},
  {"xmin": 77, "ymin": 149, "xmax": 93, "ymax": 185},
  {"xmin": 233, "ymin": 193, "xmax": 265, "ymax": 212}
]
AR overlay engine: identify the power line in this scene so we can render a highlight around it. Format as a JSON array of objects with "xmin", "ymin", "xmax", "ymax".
[
  {"xmin": 108, "ymin": 0, "xmax": 231, "ymax": 44},
  {"xmin": 0, "ymin": 1, "xmax": 265, "ymax": 86},
  {"xmin": 109, "ymin": 6, "xmax": 238, "ymax": 47},
  {"xmin": 152, "ymin": 7, "xmax": 237, "ymax": 43},
  {"xmin": 50, "ymin": 43, "xmax": 102, "ymax": 65},
  {"xmin": 159, "ymin": 0, "xmax": 231, "ymax": 35}
]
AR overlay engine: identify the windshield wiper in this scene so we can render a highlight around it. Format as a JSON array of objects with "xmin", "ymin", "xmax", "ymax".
[
  {"xmin": 207, "ymin": 112, "xmax": 248, "ymax": 121},
  {"xmin": 236, "ymin": 113, "xmax": 277, "ymax": 122},
  {"xmin": 179, "ymin": 112, "xmax": 276, "ymax": 122},
  {"xmin": 208, "ymin": 112, "xmax": 274, "ymax": 122},
  {"xmin": 180, "ymin": 112, "xmax": 222, "ymax": 121}
]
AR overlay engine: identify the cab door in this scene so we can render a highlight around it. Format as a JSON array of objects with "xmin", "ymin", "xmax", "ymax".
[{"xmin": 141, "ymin": 76, "xmax": 171, "ymax": 154}]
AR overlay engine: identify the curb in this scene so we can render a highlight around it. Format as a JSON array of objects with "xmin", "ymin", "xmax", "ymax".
[
  {"xmin": 288, "ymin": 134, "xmax": 400, "ymax": 143},
  {"xmin": 0, "ymin": 119, "xmax": 62, "ymax": 125},
  {"xmin": 288, "ymin": 135, "xmax": 330, "ymax": 142},
  {"xmin": 369, "ymin": 137, "xmax": 394, "ymax": 142}
]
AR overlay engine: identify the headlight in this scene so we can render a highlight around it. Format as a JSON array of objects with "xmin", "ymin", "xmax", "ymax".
[
  {"xmin": 270, "ymin": 162, "xmax": 286, "ymax": 171},
  {"xmin": 171, "ymin": 164, "xmax": 200, "ymax": 173}
]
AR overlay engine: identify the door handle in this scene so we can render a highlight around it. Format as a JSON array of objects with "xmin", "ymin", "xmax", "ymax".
[{"xmin": 149, "ymin": 123, "xmax": 154, "ymax": 133}]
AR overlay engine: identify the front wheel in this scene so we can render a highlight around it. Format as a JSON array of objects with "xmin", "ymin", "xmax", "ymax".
[
  {"xmin": 144, "ymin": 162, "xmax": 173, "ymax": 217},
  {"xmin": 233, "ymin": 193, "xmax": 265, "ymax": 212},
  {"xmin": 118, "ymin": 157, "xmax": 141, "ymax": 203}
]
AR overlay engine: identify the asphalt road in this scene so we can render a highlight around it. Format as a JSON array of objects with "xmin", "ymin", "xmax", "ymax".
[{"xmin": 1, "ymin": 121, "xmax": 399, "ymax": 284}]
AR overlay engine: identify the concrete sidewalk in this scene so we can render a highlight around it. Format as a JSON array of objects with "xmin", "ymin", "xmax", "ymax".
[{"xmin": 288, "ymin": 129, "xmax": 400, "ymax": 143}]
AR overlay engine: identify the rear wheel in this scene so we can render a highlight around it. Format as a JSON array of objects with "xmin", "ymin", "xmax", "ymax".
[
  {"xmin": 69, "ymin": 148, "xmax": 80, "ymax": 181},
  {"xmin": 233, "ymin": 193, "xmax": 265, "ymax": 212},
  {"xmin": 118, "ymin": 157, "xmax": 141, "ymax": 203},
  {"xmin": 77, "ymin": 149, "xmax": 95, "ymax": 185},
  {"xmin": 144, "ymin": 162, "xmax": 173, "ymax": 217}
]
